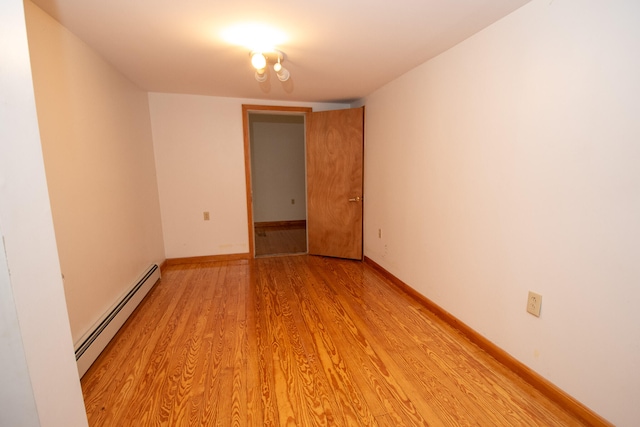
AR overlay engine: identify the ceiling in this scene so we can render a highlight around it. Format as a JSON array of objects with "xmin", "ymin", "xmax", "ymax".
[{"xmin": 30, "ymin": 0, "xmax": 531, "ymax": 103}]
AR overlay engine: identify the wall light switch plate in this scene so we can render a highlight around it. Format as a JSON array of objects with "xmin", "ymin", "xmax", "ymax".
[{"xmin": 527, "ymin": 291, "xmax": 542, "ymax": 317}]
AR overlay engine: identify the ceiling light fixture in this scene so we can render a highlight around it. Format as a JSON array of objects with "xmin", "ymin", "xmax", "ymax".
[
  {"xmin": 249, "ymin": 50, "xmax": 290, "ymax": 83},
  {"xmin": 273, "ymin": 58, "xmax": 290, "ymax": 82},
  {"xmin": 251, "ymin": 52, "xmax": 267, "ymax": 70},
  {"xmin": 255, "ymin": 68, "xmax": 267, "ymax": 83}
]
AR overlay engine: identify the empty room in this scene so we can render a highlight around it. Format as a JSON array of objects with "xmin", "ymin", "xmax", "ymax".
[{"xmin": 1, "ymin": 0, "xmax": 639, "ymax": 426}]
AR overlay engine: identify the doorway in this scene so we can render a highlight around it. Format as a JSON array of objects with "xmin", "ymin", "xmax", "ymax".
[
  {"xmin": 243, "ymin": 106, "xmax": 312, "ymax": 257},
  {"xmin": 242, "ymin": 105, "xmax": 364, "ymax": 259}
]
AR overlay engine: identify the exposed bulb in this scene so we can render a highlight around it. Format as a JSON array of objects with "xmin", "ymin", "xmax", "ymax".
[
  {"xmin": 251, "ymin": 52, "xmax": 266, "ymax": 70},
  {"xmin": 274, "ymin": 61, "xmax": 282, "ymax": 72}
]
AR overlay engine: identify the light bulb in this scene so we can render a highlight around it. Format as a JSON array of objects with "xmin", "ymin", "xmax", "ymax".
[
  {"xmin": 274, "ymin": 61, "xmax": 282, "ymax": 72},
  {"xmin": 251, "ymin": 52, "xmax": 266, "ymax": 70}
]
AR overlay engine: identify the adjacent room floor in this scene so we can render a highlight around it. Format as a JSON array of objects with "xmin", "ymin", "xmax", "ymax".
[
  {"xmin": 254, "ymin": 223, "xmax": 307, "ymax": 257},
  {"xmin": 81, "ymin": 255, "xmax": 587, "ymax": 426}
]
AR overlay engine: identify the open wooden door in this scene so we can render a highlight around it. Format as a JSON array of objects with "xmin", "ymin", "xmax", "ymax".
[{"xmin": 307, "ymin": 107, "xmax": 364, "ymax": 259}]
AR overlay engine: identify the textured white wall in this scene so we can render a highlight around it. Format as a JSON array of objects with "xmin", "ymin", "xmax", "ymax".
[
  {"xmin": 150, "ymin": 93, "xmax": 348, "ymax": 258},
  {"xmin": 26, "ymin": 2, "xmax": 166, "ymax": 344},
  {"xmin": 250, "ymin": 115, "xmax": 306, "ymax": 223},
  {"xmin": 0, "ymin": 1, "xmax": 88, "ymax": 425},
  {"xmin": 362, "ymin": 1, "xmax": 639, "ymax": 425}
]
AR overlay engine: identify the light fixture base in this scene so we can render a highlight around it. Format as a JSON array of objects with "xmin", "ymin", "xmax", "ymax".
[
  {"xmin": 249, "ymin": 49, "xmax": 286, "ymax": 67},
  {"xmin": 249, "ymin": 49, "xmax": 290, "ymax": 82}
]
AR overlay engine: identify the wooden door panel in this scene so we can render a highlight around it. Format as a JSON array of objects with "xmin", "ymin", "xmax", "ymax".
[{"xmin": 307, "ymin": 108, "xmax": 364, "ymax": 259}]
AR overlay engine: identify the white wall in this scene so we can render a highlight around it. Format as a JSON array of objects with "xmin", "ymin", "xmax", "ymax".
[
  {"xmin": 25, "ymin": 2, "xmax": 166, "ymax": 344},
  {"xmin": 250, "ymin": 115, "xmax": 306, "ymax": 223},
  {"xmin": 149, "ymin": 93, "xmax": 348, "ymax": 258},
  {"xmin": 0, "ymin": 0, "xmax": 88, "ymax": 425},
  {"xmin": 362, "ymin": 1, "xmax": 639, "ymax": 425},
  {"xmin": 0, "ymin": 255, "xmax": 39, "ymax": 426}
]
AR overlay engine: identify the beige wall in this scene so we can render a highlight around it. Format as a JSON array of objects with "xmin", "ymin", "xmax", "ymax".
[
  {"xmin": 1, "ymin": 0, "xmax": 88, "ymax": 425},
  {"xmin": 149, "ymin": 93, "xmax": 348, "ymax": 258},
  {"xmin": 19, "ymin": 0, "xmax": 638, "ymax": 424},
  {"xmin": 25, "ymin": 2, "xmax": 165, "ymax": 344},
  {"xmin": 362, "ymin": 1, "xmax": 640, "ymax": 425}
]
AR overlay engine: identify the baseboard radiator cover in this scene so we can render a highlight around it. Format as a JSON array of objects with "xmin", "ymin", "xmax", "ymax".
[{"xmin": 75, "ymin": 264, "xmax": 161, "ymax": 377}]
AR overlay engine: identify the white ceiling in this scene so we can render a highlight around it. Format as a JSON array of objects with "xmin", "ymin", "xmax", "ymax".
[{"xmin": 30, "ymin": 0, "xmax": 531, "ymax": 103}]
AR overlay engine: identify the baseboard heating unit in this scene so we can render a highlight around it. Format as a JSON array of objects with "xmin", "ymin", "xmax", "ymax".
[{"xmin": 75, "ymin": 264, "xmax": 161, "ymax": 377}]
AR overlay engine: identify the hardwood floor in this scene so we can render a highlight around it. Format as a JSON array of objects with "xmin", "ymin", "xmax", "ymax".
[
  {"xmin": 255, "ymin": 224, "xmax": 307, "ymax": 256},
  {"xmin": 81, "ymin": 256, "xmax": 587, "ymax": 426}
]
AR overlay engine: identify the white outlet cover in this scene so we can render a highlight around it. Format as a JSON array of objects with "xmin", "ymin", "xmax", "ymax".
[{"xmin": 527, "ymin": 291, "xmax": 542, "ymax": 317}]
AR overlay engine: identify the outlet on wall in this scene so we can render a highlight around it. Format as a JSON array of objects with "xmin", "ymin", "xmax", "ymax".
[
  {"xmin": 203, "ymin": 211, "xmax": 210, "ymax": 221},
  {"xmin": 378, "ymin": 228, "xmax": 381, "ymax": 238},
  {"xmin": 527, "ymin": 291, "xmax": 542, "ymax": 317}
]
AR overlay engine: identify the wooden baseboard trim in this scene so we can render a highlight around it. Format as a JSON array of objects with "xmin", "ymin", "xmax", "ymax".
[
  {"xmin": 254, "ymin": 220, "xmax": 307, "ymax": 228},
  {"xmin": 363, "ymin": 256, "xmax": 612, "ymax": 427},
  {"xmin": 165, "ymin": 253, "xmax": 251, "ymax": 266},
  {"xmin": 159, "ymin": 259, "xmax": 168, "ymax": 273}
]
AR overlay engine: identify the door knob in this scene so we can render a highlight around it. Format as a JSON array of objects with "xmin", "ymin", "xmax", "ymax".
[{"xmin": 348, "ymin": 196, "xmax": 362, "ymax": 202}]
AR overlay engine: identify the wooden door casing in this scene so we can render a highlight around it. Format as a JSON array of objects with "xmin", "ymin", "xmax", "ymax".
[{"xmin": 242, "ymin": 105, "xmax": 312, "ymax": 257}]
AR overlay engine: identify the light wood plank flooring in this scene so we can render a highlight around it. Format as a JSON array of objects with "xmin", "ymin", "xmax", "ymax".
[{"xmin": 81, "ymin": 256, "xmax": 587, "ymax": 426}]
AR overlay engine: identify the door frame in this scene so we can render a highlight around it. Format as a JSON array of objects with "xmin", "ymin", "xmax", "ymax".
[{"xmin": 242, "ymin": 104, "xmax": 312, "ymax": 258}]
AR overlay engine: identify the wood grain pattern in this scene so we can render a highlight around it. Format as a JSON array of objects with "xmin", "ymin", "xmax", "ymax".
[
  {"xmin": 307, "ymin": 108, "xmax": 364, "ymax": 260},
  {"xmin": 254, "ymin": 223, "xmax": 307, "ymax": 257},
  {"xmin": 254, "ymin": 220, "xmax": 307, "ymax": 228},
  {"xmin": 81, "ymin": 256, "xmax": 605, "ymax": 426},
  {"xmin": 363, "ymin": 256, "xmax": 612, "ymax": 427}
]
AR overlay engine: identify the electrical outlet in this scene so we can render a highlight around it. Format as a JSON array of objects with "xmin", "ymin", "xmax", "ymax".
[
  {"xmin": 527, "ymin": 291, "xmax": 542, "ymax": 317},
  {"xmin": 378, "ymin": 228, "xmax": 382, "ymax": 239},
  {"xmin": 291, "ymin": 199, "xmax": 295, "ymax": 205},
  {"xmin": 203, "ymin": 211, "xmax": 210, "ymax": 221}
]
